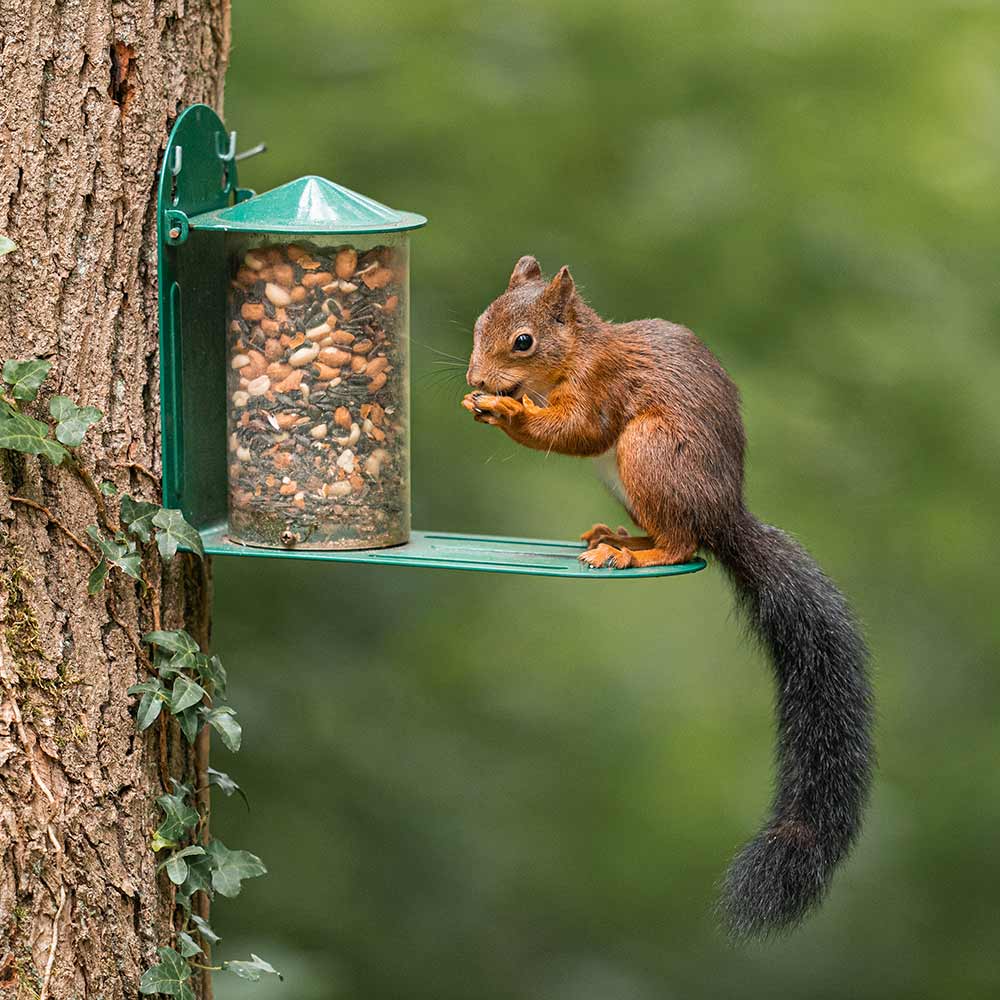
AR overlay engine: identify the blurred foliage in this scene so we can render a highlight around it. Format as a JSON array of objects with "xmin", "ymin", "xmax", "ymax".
[{"xmin": 213, "ymin": 1, "xmax": 1000, "ymax": 997}]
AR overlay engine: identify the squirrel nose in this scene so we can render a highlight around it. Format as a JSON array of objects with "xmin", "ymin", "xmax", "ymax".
[{"xmin": 467, "ymin": 366, "xmax": 486, "ymax": 388}]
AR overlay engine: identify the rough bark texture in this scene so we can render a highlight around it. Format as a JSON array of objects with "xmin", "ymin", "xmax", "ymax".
[{"xmin": 0, "ymin": 2, "xmax": 230, "ymax": 998}]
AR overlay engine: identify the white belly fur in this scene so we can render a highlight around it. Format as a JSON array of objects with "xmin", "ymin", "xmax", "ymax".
[{"xmin": 592, "ymin": 447, "xmax": 628, "ymax": 506}]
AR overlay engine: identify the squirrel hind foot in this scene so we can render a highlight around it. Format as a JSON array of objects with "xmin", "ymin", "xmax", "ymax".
[
  {"xmin": 578, "ymin": 543, "xmax": 634, "ymax": 569},
  {"xmin": 578, "ymin": 541, "xmax": 698, "ymax": 570}
]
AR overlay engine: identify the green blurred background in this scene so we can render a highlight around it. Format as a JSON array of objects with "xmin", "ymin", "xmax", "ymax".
[{"xmin": 211, "ymin": 2, "xmax": 1000, "ymax": 997}]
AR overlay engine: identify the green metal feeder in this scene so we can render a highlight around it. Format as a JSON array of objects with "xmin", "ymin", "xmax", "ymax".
[{"xmin": 156, "ymin": 104, "xmax": 705, "ymax": 579}]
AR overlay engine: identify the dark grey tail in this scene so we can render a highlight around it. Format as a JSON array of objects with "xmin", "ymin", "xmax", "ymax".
[{"xmin": 710, "ymin": 511, "xmax": 874, "ymax": 938}]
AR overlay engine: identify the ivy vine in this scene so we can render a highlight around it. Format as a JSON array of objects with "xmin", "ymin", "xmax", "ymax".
[{"xmin": 0, "ymin": 358, "xmax": 280, "ymax": 996}]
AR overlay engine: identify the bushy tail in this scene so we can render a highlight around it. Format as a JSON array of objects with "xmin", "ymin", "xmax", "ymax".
[{"xmin": 710, "ymin": 511, "xmax": 874, "ymax": 938}]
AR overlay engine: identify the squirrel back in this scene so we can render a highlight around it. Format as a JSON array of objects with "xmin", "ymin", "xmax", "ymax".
[{"xmin": 463, "ymin": 257, "xmax": 874, "ymax": 937}]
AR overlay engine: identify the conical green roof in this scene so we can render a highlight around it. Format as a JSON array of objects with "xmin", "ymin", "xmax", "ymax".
[{"xmin": 188, "ymin": 175, "xmax": 427, "ymax": 235}]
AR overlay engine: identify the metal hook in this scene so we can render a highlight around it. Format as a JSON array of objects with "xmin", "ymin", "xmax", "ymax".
[
  {"xmin": 216, "ymin": 130, "xmax": 237, "ymax": 162},
  {"xmin": 171, "ymin": 145, "xmax": 183, "ymax": 176},
  {"xmin": 235, "ymin": 143, "xmax": 267, "ymax": 163}
]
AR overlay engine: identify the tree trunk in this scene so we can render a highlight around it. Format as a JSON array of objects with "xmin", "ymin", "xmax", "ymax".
[{"xmin": 0, "ymin": 3, "xmax": 230, "ymax": 998}]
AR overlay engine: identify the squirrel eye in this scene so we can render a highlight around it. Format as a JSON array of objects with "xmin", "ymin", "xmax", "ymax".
[{"xmin": 513, "ymin": 333, "xmax": 534, "ymax": 352}]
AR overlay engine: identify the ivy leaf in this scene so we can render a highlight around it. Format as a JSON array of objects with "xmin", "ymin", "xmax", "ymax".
[
  {"xmin": 176, "ymin": 706, "xmax": 201, "ymax": 745},
  {"xmin": 177, "ymin": 851, "xmax": 214, "ymax": 905},
  {"xmin": 208, "ymin": 656, "xmax": 227, "ymax": 696},
  {"xmin": 128, "ymin": 678, "xmax": 168, "ymax": 731},
  {"xmin": 159, "ymin": 846, "xmax": 206, "ymax": 886},
  {"xmin": 162, "ymin": 847, "xmax": 206, "ymax": 885},
  {"xmin": 48, "ymin": 395, "xmax": 102, "ymax": 447},
  {"xmin": 189, "ymin": 914, "xmax": 220, "ymax": 946},
  {"xmin": 176, "ymin": 932, "xmax": 202, "ymax": 959},
  {"xmin": 203, "ymin": 705, "xmax": 241, "ymax": 753},
  {"xmin": 170, "ymin": 675, "xmax": 206, "ymax": 714},
  {"xmin": 87, "ymin": 558, "xmax": 109, "ymax": 595},
  {"xmin": 173, "ymin": 845, "xmax": 207, "ymax": 861},
  {"xmin": 2, "ymin": 358, "xmax": 51, "ymax": 402},
  {"xmin": 136, "ymin": 691, "xmax": 164, "ymax": 731},
  {"xmin": 86, "ymin": 525, "xmax": 142, "ymax": 580},
  {"xmin": 99, "ymin": 479, "xmax": 118, "ymax": 496},
  {"xmin": 139, "ymin": 946, "xmax": 191, "ymax": 996},
  {"xmin": 115, "ymin": 549, "xmax": 142, "ymax": 579},
  {"xmin": 155, "ymin": 791, "xmax": 199, "ymax": 842},
  {"xmin": 225, "ymin": 955, "xmax": 283, "ymax": 982},
  {"xmin": 128, "ymin": 679, "xmax": 168, "ymax": 697},
  {"xmin": 0, "ymin": 410, "xmax": 68, "ymax": 463},
  {"xmin": 195, "ymin": 653, "xmax": 227, "ymax": 696},
  {"xmin": 0, "ymin": 236, "xmax": 17, "ymax": 257},
  {"xmin": 207, "ymin": 767, "xmax": 249, "ymax": 809},
  {"xmin": 56, "ymin": 405, "xmax": 102, "ymax": 447},
  {"xmin": 47, "ymin": 395, "xmax": 74, "ymax": 421},
  {"xmin": 206, "ymin": 839, "xmax": 266, "ymax": 898},
  {"xmin": 152, "ymin": 508, "xmax": 204, "ymax": 560},
  {"xmin": 171, "ymin": 778, "xmax": 194, "ymax": 800},
  {"xmin": 143, "ymin": 630, "xmax": 199, "ymax": 655},
  {"xmin": 159, "ymin": 649, "xmax": 197, "ymax": 679},
  {"xmin": 150, "ymin": 830, "xmax": 178, "ymax": 853},
  {"xmin": 121, "ymin": 494, "xmax": 161, "ymax": 542}
]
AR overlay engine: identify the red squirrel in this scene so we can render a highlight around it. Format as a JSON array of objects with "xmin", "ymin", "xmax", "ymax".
[{"xmin": 461, "ymin": 256, "xmax": 874, "ymax": 938}]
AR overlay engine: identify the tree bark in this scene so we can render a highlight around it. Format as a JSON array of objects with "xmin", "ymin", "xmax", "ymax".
[{"xmin": 0, "ymin": 3, "xmax": 230, "ymax": 998}]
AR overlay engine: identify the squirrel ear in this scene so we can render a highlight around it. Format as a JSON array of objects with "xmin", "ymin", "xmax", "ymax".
[
  {"xmin": 542, "ymin": 265, "xmax": 575, "ymax": 318},
  {"xmin": 508, "ymin": 255, "xmax": 542, "ymax": 289}
]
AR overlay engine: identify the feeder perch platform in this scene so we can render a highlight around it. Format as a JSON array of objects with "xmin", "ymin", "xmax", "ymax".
[{"xmin": 196, "ymin": 524, "xmax": 706, "ymax": 579}]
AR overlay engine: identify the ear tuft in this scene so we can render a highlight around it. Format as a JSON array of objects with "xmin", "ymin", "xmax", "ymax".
[
  {"xmin": 552, "ymin": 265, "xmax": 574, "ymax": 295},
  {"xmin": 508, "ymin": 255, "xmax": 542, "ymax": 290},
  {"xmin": 542, "ymin": 265, "xmax": 576, "ymax": 318}
]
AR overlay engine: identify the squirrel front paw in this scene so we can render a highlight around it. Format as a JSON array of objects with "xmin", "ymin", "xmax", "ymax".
[
  {"xmin": 578, "ymin": 543, "xmax": 634, "ymax": 570},
  {"xmin": 461, "ymin": 391, "xmax": 524, "ymax": 425}
]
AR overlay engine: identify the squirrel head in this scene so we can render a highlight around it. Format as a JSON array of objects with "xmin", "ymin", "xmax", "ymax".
[{"xmin": 467, "ymin": 255, "xmax": 580, "ymax": 400}]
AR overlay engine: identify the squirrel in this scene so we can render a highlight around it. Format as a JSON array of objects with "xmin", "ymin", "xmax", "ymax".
[{"xmin": 461, "ymin": 255, "xmax": 874, "ymax": 938}]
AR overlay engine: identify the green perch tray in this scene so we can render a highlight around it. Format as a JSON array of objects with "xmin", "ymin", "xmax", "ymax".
[{"xmin": 197, "ymin": 525, "xmax": 706, "ymax": 580}]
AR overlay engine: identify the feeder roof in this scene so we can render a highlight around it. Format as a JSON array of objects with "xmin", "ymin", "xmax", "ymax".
[{"xmin": 188, "ymin": 175, "xmax": 427, "ymax": 235}]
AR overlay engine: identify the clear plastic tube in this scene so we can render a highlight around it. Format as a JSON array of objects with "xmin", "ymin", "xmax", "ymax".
[{"xmin": 225, "ymin": 233, "xmax": 409, "ymax": 549}]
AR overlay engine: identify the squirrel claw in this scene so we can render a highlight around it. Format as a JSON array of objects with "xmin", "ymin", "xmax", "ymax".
[
  {"xmin": 461, "ymin": 391, "xmax": 523, "ymax": 424},
  {"xmin": 461, "ymin": 392, "xmax": 494, "ymax": 423},
  {"xmin": 578, "ymin": 543, "xmax": 634, "ymax": 570}
]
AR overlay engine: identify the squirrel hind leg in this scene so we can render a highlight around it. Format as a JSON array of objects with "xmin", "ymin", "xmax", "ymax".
[
  {"xmin": 580, "ymin": 522, "xmax": 626, "ymax": 547},
  {"xmin": 580, "ymin": 524, "xmax": 654, "ymax": 551},
  {"xmin": 628, "ymin": 537, "xmax": 698, "ymax": 567},
  {"xmin": 618, "ymin": 523, "xmax": 699, "ymax": 567}
]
